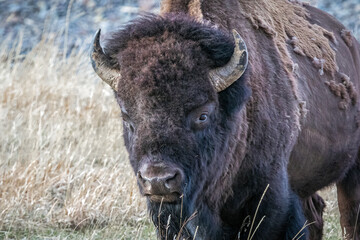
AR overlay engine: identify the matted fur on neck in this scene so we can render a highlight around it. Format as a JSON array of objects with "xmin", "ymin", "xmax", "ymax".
[{"xmin": 239, "ymin": 0, "xmax": 337, "ymax": 75}]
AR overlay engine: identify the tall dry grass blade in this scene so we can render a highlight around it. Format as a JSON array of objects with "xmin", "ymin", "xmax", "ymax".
[
  {"xmin": 165, "ymin": 214, "xmax": 171, "ymax": 240},
  {"xmin": 193, "ymin": 226, "xmax": 199, "ymax": 240},
  {"xmin": 180, "ymin": 194, "xmax": 184, "ymax": 228},
  {"xmin": 353, "ymin": 203, "xmax": 360, "ymax": 240},
  {"xmin": 247, "ymin": 184, "xmax": 270, "ymax": 240},
  {"xmin": 249, "ymin": 216, "xmax": 266, "ymax": 240},
  {"xmin": 176, "ymin": 211, "xmax": 198, "ymax": 240},
  {"xmin": 295, "ymin": 232, "xmax": 305, "ymax": 240},
  {"xmin": 291, "ymin": 220, "xmax": 314, "ymax": 240},
  {"xmin": 158, "ymin": 197, "xmax": 164, "ymax": 237}
]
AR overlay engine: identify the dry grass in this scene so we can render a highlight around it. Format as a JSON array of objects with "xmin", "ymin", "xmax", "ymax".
[
  {"xmin": 0, "ymin": 33, "xmax": 156, "ymax": 239},
  {"xmin": 320, "ymin": 187, "xmax": 342, "ymax": 239},
  {"xmin": 0, "ymin": 31, "xmax": 342, "ymax": 239}
]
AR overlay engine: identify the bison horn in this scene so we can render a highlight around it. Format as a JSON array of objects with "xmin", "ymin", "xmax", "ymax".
[
  {"xmin": 209, "ymin": 30, "xmax": 248, "ymax": 92},
  {"xmin": 90, "ymin": 29, "xmax": 120, "ymax": 91}
]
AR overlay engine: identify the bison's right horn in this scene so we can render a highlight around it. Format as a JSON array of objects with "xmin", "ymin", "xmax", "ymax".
[
  {"xmin": 209, "ymin": 30, "xmax": 248, "ymax": 92},
  {"xmin": 90, "ymin": 29, "xmax": 120, "ymax": 91}
]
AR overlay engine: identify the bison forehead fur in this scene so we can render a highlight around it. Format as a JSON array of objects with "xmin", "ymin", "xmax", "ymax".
[
  {"xmin": 91, "ymin": 0, "xmax": 360, "ymax": 239},
  {"xmin": 106, "ymin": 14, "xmax": 249, "ymax": 117}
]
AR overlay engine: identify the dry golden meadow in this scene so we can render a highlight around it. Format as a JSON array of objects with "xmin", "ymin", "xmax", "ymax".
[
  {"xmin": 0, "ymin": 25, "xmax": 344, "ymax": 240},
  {"xmin": 0, "ymin": 33, "xmax": 156, "ymax": 239}
]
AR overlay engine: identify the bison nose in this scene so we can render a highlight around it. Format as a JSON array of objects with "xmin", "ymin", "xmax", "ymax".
[{"xmin": 137, "ymin": 163, "xmax": 183, "ymax": 198}]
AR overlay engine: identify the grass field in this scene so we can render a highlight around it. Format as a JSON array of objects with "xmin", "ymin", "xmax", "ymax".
[
  {"xmin": 0, "ymin": 33, "xmax": 157, "ymax": 239},
  {"xmin": 0, "ymin": 31, "xmax": 344, "ymax": 239}
]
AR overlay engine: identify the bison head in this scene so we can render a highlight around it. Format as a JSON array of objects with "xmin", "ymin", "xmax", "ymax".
[{"xmin": 91, "ymin": 14, "xmax": 249, "ymax": 236}]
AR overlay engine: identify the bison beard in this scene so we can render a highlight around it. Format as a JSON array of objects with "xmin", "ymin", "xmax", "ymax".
[{"xmin": 90, "ymin": 1, "xmax": 360, "ymax": 239}]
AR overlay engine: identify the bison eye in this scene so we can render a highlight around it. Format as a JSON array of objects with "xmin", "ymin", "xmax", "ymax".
[
  {"xmin": 198, "ymin": 114, "xmax": 208, "ymax": 122},
  {"xmin": 188, "ymin": 102, "xmax": 216, "ymax": 130},
  {"xmin": 193, "ymin": 112, "xmax": 210, "ymax": 129}
]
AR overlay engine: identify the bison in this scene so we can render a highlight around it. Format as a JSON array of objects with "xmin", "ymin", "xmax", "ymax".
[{"xmin": 90, "ymin": 0, "xmax": 360, "ymax": 239}]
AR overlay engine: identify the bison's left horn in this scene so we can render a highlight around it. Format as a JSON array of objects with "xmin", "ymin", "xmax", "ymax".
[
  {"xmin": 209, "ymin": 30, "xmax": 248, "ymax": 92},
  {"xmin": 90, "ymin": 29, "xmax": 120, "ymax": 91}
]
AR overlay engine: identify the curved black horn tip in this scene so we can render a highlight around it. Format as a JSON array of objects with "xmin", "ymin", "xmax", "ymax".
[
  {"xmin": 90, "ymin": 29, "xmax": 103, "ymax": 69},
  {"xmin": 93, "ymin": 29, "xmax": 102, "ymax": 51}
]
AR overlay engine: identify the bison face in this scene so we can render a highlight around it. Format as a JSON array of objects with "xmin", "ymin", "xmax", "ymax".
[
  {"xmin": 119, "ymin": 88, "xmax": 219, "ymax": 204},
  {"xmin": 91, "ymin": 15, "xmax": 249, "ymax": 209},
  {"xmin": 116, "ymin": 37, "xmax": 220, "ymax": 203},
  {"xmin": 133, "ymin": 101, "xmax": 217, "ymax": 203}
]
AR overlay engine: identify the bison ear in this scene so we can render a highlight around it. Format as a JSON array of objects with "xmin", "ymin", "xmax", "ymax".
[
  {"xmin": 90, "ymin": 29, "xmax": 121, "ymax": 91},
  {"xmin": 209, "ymin": 30, "xmax": 248, "ymax": 92}
]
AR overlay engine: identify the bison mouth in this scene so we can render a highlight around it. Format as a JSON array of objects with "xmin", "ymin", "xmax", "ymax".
[{"xmin": 146, "ymin": 193, "xmax": 182, "ymax": 203}]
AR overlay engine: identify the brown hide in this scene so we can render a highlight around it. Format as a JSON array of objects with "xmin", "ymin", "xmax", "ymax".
[
  {"xmin": 288, "ymin": 5, "xmax": 360, "ymax": 197},
  {"xmin": 160, "ymin": 0, "xmax": 360, "ymax": 238}
]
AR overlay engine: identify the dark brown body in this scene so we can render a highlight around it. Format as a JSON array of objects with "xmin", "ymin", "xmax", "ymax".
[
  {"xmin": 91, "ymin": 0, "xmax": 360, "ymax": 239},
  {"xmin": 194, "ymin": 1, "xmax": 360, "ymax": 238},
  {"xmin": 289, "ymin": 5, "xmax": 360, "ymax": 194},
  {"xmin": 289, "ymin": 6, "xmax": 360, "ymax": 239}
]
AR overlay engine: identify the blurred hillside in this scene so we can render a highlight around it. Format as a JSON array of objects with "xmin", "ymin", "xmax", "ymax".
[
  {"xmin": 309, "ymin": 0, "xmax": 360, "ymax": 38},
  {"xmin": 0, "ymin": 0, "xmax": 160, "ymax": 52},
  {"xmin": 0, "ymin": 0, "xmax": 359, "ymax": 52}
]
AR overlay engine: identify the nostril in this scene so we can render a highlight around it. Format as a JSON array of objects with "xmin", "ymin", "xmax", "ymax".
[
  {"xmin": 137, "ymin": 163, "xmax": 184, "ymax": 196},
  {"xmin": 137, "ymin": 171, "xmax": 152, "ymax": 193},
  {"xmin": 137, "ymin": 171, "xmax": 149, "ymax": 186},
  {"xmin": 164, "ymin": 172, "xmax": 181, "ymax": 190},
  {"xmin": 165, "ymin": 172, "xmax": 176, "ymax": 183}
]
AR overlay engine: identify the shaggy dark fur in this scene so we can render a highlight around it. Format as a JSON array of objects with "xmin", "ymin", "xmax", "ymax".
[
  {"xmin": 107, "ymin": 13, "xmax": 307, "ymax": 239},
  {"xmin": 96, "ymin": 0, "xmax": 360, "ymax": 239},
  {"xmin": 105, "ymin": 14, "xmax": 235, "ymax": 69}
]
